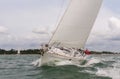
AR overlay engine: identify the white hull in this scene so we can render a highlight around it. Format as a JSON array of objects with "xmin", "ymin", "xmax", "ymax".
[{"xmin": 40, "ymin": 52, "xmax": 88, "ymax": 66}]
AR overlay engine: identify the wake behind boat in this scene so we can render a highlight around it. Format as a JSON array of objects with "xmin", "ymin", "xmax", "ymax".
[{"xmin": 35, "ymin": 0, "xmax": 103, "ymax": 66}]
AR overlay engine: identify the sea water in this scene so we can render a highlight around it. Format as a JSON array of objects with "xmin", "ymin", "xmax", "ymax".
[{"xmin": 0, "ymin": 54, "xmax": 119, "ymax": 79}]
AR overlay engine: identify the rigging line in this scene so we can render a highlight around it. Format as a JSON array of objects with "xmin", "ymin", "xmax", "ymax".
[
  {"xmin": 48, "ymin": 0, "xmax": 66, "ymax": 44},
  {"xmin": 54, "ymin": 0, "xmax": 66, "ymax": 29},
  {"xmin": 48, "ymin": 0, "xmax": 73, "ymax": 45}
]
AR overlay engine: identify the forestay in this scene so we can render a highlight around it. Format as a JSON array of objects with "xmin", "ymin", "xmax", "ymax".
[{"xmin": 49, "ymin": 0, "xmax": 103, "ymax": 49}]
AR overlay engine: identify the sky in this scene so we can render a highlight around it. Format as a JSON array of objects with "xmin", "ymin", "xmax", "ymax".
[{"xmin": 0, "ymin": 0, "xmax": 120, "ymax": 52}]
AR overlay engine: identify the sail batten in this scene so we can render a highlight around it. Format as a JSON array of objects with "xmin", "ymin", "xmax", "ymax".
[{"xmin": 49, "ymin": 0, "xmax": 103, "ymax": 48}]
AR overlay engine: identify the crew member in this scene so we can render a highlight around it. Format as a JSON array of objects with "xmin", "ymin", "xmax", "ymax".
[
  {"xmin": 84, "ymin": 49, "xmax": 91, "ymax": 55},
  {"xmin": 41, "ymin": 44, "xmax": 49, "ymax": 56}
]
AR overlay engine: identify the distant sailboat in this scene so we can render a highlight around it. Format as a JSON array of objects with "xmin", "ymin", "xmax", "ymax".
[
  {"xmin": 39, "ymin": 0, "xmax": 103, "ymax": 66},
  {"xmin": 17, "ymin": 49, "xmax": 20, "ymax": 55}
]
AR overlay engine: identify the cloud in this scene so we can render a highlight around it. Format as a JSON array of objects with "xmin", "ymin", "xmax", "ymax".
[
  {"xmin": 0, "ymin": 34, "xmax": 50, "ymax": 49},
  {"xmin": 108, "ymin": 17, "xmax": 120, "ymax": 41},
  {"xmin": 32, "ymin": 27, "xmax": 49, "ymax": 34},
  {"xmin": 109, "ymin": 17, "xmax": 120, "ymax": 29},
  {"xmin": 0, "ymin": 26, "xmax": 8, "ymax": 34}
]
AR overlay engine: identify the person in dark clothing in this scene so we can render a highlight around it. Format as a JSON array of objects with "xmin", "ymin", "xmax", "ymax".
[{"xmin": 41, "ymin": 44, "xmax": 49, "ymax": 56}]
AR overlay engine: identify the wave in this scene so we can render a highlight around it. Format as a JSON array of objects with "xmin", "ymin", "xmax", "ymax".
[{"xmin": 31, "ymin": 55, "xmax": 120, "ymax": 79}]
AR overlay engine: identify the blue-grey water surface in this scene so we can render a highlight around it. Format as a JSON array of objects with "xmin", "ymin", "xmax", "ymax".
[{"xmin": 0, "ymin": 54, "xmax": 120, "ymax": 79}]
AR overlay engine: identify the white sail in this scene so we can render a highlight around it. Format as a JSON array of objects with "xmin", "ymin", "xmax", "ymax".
[{"xmin": 49, "ymin": 0, "xmax": 103, "ymax": 49}]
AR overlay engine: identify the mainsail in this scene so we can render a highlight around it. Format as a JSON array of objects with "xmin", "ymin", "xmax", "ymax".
[{"xmin": 49, "ymin": 0, "xmax": 103, "ymax": 49}]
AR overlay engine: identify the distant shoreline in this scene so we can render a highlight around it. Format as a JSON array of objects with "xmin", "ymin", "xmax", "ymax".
[{"xmin": 0, "ymin": 48, "xmax": 119, "ymax": 55}]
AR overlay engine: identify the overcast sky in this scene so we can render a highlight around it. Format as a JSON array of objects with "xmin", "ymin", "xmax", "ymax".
[{"xmin": 0, "ymin": 0, "xmax": 120, "ymax": 52}]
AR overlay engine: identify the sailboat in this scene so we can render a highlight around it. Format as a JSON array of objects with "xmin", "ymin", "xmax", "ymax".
[
  {"xmin": 40, "ymin": 0, "xmax": 103, "ymax": 66},
  {"xmin": 17, "ymin": 49, "xmax": 20, "ymax": 55}
]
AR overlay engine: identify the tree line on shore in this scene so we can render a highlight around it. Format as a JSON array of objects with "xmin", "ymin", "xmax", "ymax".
[
  {"xmin": 0, "ymin": 48, "xmax": 119, "ymax": 55},
  {"xmin": 0, "ymin": 48, "xmax": 42, "ymax": 54}
]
